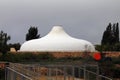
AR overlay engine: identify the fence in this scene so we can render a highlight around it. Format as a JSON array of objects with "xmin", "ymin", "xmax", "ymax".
[
  {"xmin": 5, "ymin": 67, "xmax": 32, "ymax": 80},
  {"xmin": 5, "ymin": 63, "xmax": 112, "ymax": 80}
]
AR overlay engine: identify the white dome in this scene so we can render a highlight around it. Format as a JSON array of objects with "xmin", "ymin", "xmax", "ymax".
[{"xmin": 20, "ymin": 26, "xmax": 95, "ymax": 52}]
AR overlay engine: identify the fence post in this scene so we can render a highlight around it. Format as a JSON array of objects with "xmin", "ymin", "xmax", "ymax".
[
  {"xmin": 13, "ymin": 71, "xmax": 16, "ymax": 80},
  {"xmin": 72, "ymin": 66, "xmax": 75, "ymax": 80},
  {"xmin": 5, "ymin": 68, "xmax": 7, "ymax": 80},
  {"xmin": 48, "ymin": 67, "xmax": 52, "ymax": 80},
  {"xmin": 55, "ymin": 67, "xmax": 57, "ymax": 80},
  {"xmin": 78, "ymin": 67, "xmax": 80, "ymax": 79},
  {"xmin": 7, "ymin": 68, "xmax": 9, "ymax": 80},
  {"xmin": 96, "ymin": 65, "xmax": 99, "ymax": 80},
  {"xmin": 84, "ymin": 65, "xmax": 86, "ymax": 80},
  {"xmin": 64, "ymin": 67, "xmax": 66, "ymax": 80}
]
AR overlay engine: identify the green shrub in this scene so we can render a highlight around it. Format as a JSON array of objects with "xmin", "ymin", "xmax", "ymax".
[
  {"xmin": 0, "ymin": 69, "xmax": 5, "ymax": 80},
  {"xmin": 0, "ymin": 52, "xmax": 55, "ymax": 62},
  {"xmin": 112, "ymin": 57, "xmax": 120, "ymax": 64},
  {"xmin": 112, "ymin": 67, "xmax": 120, "ymax": 78}
]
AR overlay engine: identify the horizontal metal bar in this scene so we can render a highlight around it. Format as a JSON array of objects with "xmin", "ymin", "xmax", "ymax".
[
  {"xmin": 6, "ymin": 67, "xmax": 33, "ymax": 80},
  {"xmin": 98, "ymin": 75, "xmax": 113, "ymax": 80},
  {"xmin": 85, "ymin": 70, "xmax": 112, "ymax": 80}
]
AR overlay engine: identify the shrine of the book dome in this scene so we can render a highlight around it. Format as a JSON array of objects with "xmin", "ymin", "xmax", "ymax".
[{"xmin": 20, "ymin": 26, "xmax": 95, "ymax": 52}]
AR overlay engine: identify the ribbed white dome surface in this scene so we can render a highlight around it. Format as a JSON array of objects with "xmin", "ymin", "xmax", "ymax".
[{"xmin": 20, "ymin": 26, "xmax": 95, "ymax": 52}]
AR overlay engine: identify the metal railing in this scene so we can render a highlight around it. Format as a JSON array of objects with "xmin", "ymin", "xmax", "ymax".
[
  {"xmin": 5, "ymin": 63, "xmax": 112, "ymax": 80},
  {"xmin": 5, "ymin": 67, "xmax": 33, "ymax": 80}
]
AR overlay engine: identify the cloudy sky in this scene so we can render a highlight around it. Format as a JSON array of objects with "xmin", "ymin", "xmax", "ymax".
[{"xmin": 0, "ymin": 0, "xmax": 120, "ymax": 44}]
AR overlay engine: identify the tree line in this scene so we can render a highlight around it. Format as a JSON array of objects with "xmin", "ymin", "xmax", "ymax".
[
  {"xmin": 0, "ymin": 30, "xmax": 21, "ymax": 54},
  {"xmin": 96, "ymin": 22, "xmax": 120, "ymax": 51},
  {"xmin": 102, "ymin": 23, "xmax": 119, "ymax": 45},
  {"xmin": 0, "ymin": 26, "xmax": 40, "ymax": 54}
]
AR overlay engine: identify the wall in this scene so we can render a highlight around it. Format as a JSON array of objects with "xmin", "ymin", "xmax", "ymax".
[{"xmin": 12, "ymin": 51, "xmax": 120, "ymax": 58}]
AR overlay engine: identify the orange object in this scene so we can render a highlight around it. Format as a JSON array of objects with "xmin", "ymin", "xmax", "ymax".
[{"xmin": 93, "ymin": 52, "xmax": 101, "ymax": 60}]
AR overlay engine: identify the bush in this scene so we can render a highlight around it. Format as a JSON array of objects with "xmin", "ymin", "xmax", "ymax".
[
  {"xmin": 0, "ymin": 69, "xmax": 5, "ymax": 80},
  {"xmin": 112, "ymin": 67, "xmax": 120, "ymax": 78},
  {"xmin": 0, "ymin": 52, "xmax": 55, "ymax": 62},
  {"xmin": 112, "ymin": 57, "xmax": 120, "ymax": 64}
]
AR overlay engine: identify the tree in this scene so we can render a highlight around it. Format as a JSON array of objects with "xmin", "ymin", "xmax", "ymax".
[
  {"xmin": 101, "ymin": 23, "xmax": 119, "ymax": 45},
  {"xmin": 26, "ymin": 26, "xmax": 40, "ymax": 41},
  {"xmin": 8, "ymin": 43, "xmax": 21, "ymax": 51},
  {"xmin": 101, "ymin": 23, "xmax": 113, "ymax": 45},
  {"xmin": 0, "ymin": 30, "xmax": 11, "ymax": 54},
  {"xmin": 100, "ymin": 23, "xmax": 120, "ymax": 51},
  {"xmin": 115, "ymin": 23, "xmax": 119, "ymax": 43}
]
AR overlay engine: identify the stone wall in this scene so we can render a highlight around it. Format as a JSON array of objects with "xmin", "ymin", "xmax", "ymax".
[
  {"xmin": 13, "ymin": 51, "xmax": 94, "ymax": 58},
  {"xmin": 12, "ymin": 51, "xmax": 120, "ymax": 58},
  {"xmin": 103, "ymin": 51, "xmax": 120, "ymax": 57}
]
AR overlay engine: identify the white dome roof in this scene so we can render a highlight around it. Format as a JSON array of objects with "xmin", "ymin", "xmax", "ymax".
[{"xmin": 20, "ymin": 26, "xmax": 95, "ymax": 52}]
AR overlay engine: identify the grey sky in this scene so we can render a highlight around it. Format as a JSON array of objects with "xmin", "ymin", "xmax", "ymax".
[{"xmin": 0, "ymin": 0, "xmax": 120, "ymax": 44}]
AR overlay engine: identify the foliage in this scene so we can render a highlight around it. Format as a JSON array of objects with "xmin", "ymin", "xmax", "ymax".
[
  {"xmin": 98, "ymin": 22, "xmax": 120, "ymax": 51},
  {"xmin": 95, "ymin": 43, "xmax": 120, "ymax": 51},
  {"xmin": 101, "ymin": 23, "xmax": 119, "ymax": 45},
  {"xmin": 8, "ymin": 43, "xmax": 21, "ymax": 51},
  {"xmin": 0, "ymin": 52, "xmax": 54, "ymax": 62},
  {"xmin": 98, "ymin": 57, "xmax": 115, "ymax": 78},
  {"xmin": 112, "ymin": 67, "xmax": 120, "ymax": 78},
  {"xmin": 0, "ymin": 69, "xmax": 5, "ymax": 80},
  {"xmin": 102, "ymin": 23, "xmax": 112, "ymax": 45},
  {"xmin": 0, "ymin": 30, "xmax": 10, "ymax": 54},
  {"xmin": 112, "ymin": 56, "xmax": 120, "ymax": 64},
  {"xmin": 26, "ymin": 26, "xmax": 40, "ymax": 41},
  {"xmin": 95, "ymin": 55, "xmax": 120, "ymax": 78},
  {"xmin": 95, "ymin": 45, "xmax": 102, "ymax": 51}
]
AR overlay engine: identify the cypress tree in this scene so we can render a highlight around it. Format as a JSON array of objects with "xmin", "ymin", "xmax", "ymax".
[
  {"xmin": 101, "ymin": 22, "xmax": 120, "ymax": 51},
  {"xmin": 101, "ymin": 23, "xmax": 112, "ymax": 45},
  {"xmin": 116, "ymin": 23, "xmax": 119, "ymax": 43},
  {"xmin": 112, "ymin": 23, "xmax": 119, "ymax": 43},
  {"xmin": 112, "ymin": 23, "xmax": 116, "ymax": 44},
  {"xmin": 101, "ymin": 23, "xmax": 120, "ymax": 45},
  {"xmin": 107, "ymin": 23, "xmax": 112, "ymax": 31}
]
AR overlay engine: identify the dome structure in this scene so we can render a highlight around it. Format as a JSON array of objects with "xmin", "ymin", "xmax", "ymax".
[{"xmin": 20, "ymin": 26, "xmax": 95, "ymax": 52}]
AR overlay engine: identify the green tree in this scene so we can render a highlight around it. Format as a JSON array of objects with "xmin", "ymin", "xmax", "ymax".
[
  {"xmin": 101, "ymin": 23, "xmax": 113, "ymax": 45},
  {"xmin": 0, "ymin": 30, "xmax": 11, "ymax": 54},
  {"xmin": 100, "ymin": 23, "xmax": 120, "ymax": 51},
  {"xmin": 8, "ymin": 43, "xmax": 21, "ymax": 51},
  {"xmin": 115, "ymin": 23, "xmax": 119, "ymax": 43},
  {"xmin": 102, "ymin": 23, "xmax": 119, "ymax": 45},
  {"xmin": 26, "ymin": 26, "xmax": 40, "ymax": 41}
]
